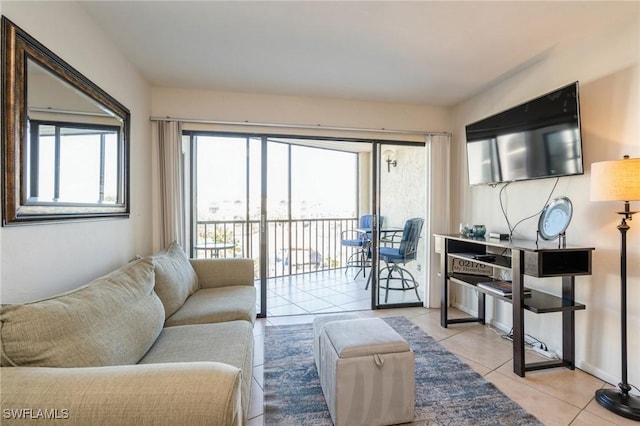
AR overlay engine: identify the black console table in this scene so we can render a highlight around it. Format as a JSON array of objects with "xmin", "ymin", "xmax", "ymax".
[{"xmin": 436, "ymin": 234, "xmax": 594, "ymax": 377}]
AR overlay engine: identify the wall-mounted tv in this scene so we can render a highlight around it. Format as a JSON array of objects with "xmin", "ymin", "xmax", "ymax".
[{"xmin": 465, "ymin": 82, "xmax": 583, "ymax": 186}]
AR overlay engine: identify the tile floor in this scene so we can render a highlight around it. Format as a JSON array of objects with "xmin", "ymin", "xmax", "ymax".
[
  {"xmin": 248, "ymin": 306, "xmax": 638, "ymax": 426},
  {"xmin": 260, "ymin": 267, "xmax": 422, "ymax": 317}
]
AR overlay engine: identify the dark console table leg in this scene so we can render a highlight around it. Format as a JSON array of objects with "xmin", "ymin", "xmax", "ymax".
[
  {"xmin": 562, "ymin": 275, "xmax": 576, "ymax": 369},
  {"xmin": 440, "ymin": 239, "xmax": 448, "ymax": 328},
  {"xmin": 512, "ymin": 249, "xmax": 526, "ymax": 377},
  {"xmin": 478, "ymin": 292, "xmax": 486, "ymax": 324}
]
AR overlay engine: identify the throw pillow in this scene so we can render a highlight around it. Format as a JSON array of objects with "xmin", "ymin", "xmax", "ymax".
[{"xmin": 151, "ymin": 241, "xmax": 199, "ymax": 318}]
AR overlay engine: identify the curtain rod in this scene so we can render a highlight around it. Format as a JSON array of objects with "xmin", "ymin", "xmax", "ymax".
[{"xmin": 149, "ymin": 116, "xmax": 449, "ymax": 137}]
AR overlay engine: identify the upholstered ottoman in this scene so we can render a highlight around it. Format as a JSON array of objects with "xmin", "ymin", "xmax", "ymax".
[
  {"xmin": 313, "ymin": 314, "xmax": 359, "ymax": 372},
  {"xmin": 316, "ymin": 318, "xmax": 415, "ymax": 426}
]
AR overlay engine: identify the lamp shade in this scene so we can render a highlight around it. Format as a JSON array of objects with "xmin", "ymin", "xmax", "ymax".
[{"xmin": 591, "ymin": 157, "xmax": 640, "ymax": 202}]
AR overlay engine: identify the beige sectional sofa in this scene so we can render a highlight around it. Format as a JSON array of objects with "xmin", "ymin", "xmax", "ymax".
[{"xmin": 0, "ymin": 242, "xmax": 256, "ymax": 425}]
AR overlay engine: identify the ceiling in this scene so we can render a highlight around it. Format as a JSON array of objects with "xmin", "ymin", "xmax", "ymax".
[{"xmin": 81, "ymin": 1, "xmax": 638, "ymax": 107}]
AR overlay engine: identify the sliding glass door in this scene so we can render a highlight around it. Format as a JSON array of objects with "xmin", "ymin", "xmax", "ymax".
[
  {"xmin": 264, "ymin": 139, "xmax": 360, "ymax": 316},
  {"xmin": 267, "ymin": 140, "xmax": 358, "ymax": 278},
  {"xmin": 189, "ymin": 132, "xmax": 425, "ymax": 315},
  {"xmin": 190, "ymin": 132, "xmax": 362, "ymax": 317},
  {"xmin": 373, "ymin": 142, "xmax": 426, "ymax": 308}
]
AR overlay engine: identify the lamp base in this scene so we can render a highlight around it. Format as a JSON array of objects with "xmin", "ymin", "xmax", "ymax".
[{"xmin": 595, "ymin": 388, "xmax": 640, "ymax": 420}]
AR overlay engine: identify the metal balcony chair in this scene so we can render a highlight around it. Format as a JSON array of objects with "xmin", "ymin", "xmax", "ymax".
[
  {"xmin": 377, "ymin": 217, "xmax": 424, "ymax": 302},
  {"xmin": 340, "ymin": 215, "xmax": 383, "ymax": 279}
]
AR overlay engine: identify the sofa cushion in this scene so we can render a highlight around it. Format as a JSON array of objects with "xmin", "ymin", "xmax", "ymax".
[
  {"xmin": 152, "ymin": 242, "xmax": 199, "ymax": 319},
  {"xmin": 0, "ymin": 258, "xmax": 164, "ymax": 368},
  {"xmin": 138, "ymin": 321, "xmax": 254, "ymax": 423},
  {"xmin": 164, "ymin": 286, "xmax": 256, "ymax": 327}
]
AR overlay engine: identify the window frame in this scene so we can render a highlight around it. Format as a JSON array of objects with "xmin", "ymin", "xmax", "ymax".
[{"xmin": 26, "ymin": 119, "xmax": 123, "ymax": 206}]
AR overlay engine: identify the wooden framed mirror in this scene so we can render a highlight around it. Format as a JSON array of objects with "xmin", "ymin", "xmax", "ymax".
[{"xmin": 1, "ymin": 17, "xmax": 130, "ymax": 225}]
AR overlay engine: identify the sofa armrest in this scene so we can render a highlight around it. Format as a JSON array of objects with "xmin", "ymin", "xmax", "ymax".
[
  {"xmin": 189, "ymin": 258, "xmax": 254, "ymax": 289},
  {"xmin": 1, "ymin": 362, "xmax": 243, "ymax": 426}
]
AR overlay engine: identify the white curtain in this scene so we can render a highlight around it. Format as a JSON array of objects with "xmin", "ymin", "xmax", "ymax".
[
  {"xmin": 155, "ymin": 121, "xmax": 186, "ymax": 250},
  {"xmin": 424, "ymin": 133, "xmax": 451, "ymax": 308}
]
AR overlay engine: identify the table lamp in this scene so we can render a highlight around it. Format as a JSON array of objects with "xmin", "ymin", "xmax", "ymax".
[{"xmin": 590, "ymin": 155, "xmax": 640, "ymax": 420}]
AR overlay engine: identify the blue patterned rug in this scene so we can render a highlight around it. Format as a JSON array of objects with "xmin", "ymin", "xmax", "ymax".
[{"xmin": 264, "ymin": 316, "xmax": 543, "ymax": 425}]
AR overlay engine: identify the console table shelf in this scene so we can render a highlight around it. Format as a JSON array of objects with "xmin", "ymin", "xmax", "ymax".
[
  {"xmin": 449, "ymin": 273, "xmax": 586, "ymax": 314},
  {"xmin": 436, "ymin": 234, "xmax": 594, "ymax": 377}
]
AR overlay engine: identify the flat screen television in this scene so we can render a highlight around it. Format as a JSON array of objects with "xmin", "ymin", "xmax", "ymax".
[{"xmin": 465, "ymin": 82, "xmax": 583, "ymax": 186}]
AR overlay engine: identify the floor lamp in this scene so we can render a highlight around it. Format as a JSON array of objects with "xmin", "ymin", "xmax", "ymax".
[{"xmin": 590, "ymin": 155, "xmax": 640, "ymax": 421}]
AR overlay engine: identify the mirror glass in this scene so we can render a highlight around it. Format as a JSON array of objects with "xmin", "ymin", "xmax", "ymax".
[
  {"xmin": 2, "ymin": 17, "xmax": 130, "ymax": 224},
  {"xmin": 27, "ymin": 60, "xmax": 126, "ymax": 206}
]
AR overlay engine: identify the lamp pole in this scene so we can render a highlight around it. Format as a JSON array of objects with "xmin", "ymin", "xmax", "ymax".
[
  {"xmin": 591, "ymin": 156, "xmax": 640, "ymax": 421},
  {"xmin": 594, "ymin": 208, "xmax": 640, "ymax": 420},
  {"xmin": 618, "ymin": 217, "xmax": 629, "ymax": 398}
]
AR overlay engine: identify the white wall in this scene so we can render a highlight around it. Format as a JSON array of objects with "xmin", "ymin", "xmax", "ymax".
[
  {"xmin": 151, "ymin": 88, "xmax": 451, "ymax": 138},
  {"xmin": 452, "ymin": 16, "xmax": 640, "ymax": 386},
  {"xmin": 0, "ymin": 2, "xmax": 152, "ymax": 303},
  {"xmin": 380, "ymin": 145, "xmax": 426, "ymax": 230}
]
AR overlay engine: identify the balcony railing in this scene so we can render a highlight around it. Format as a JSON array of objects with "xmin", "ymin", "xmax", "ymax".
[{"xmin": 194, "ymin": 217, "xmax": 360, "ymax": 278}]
